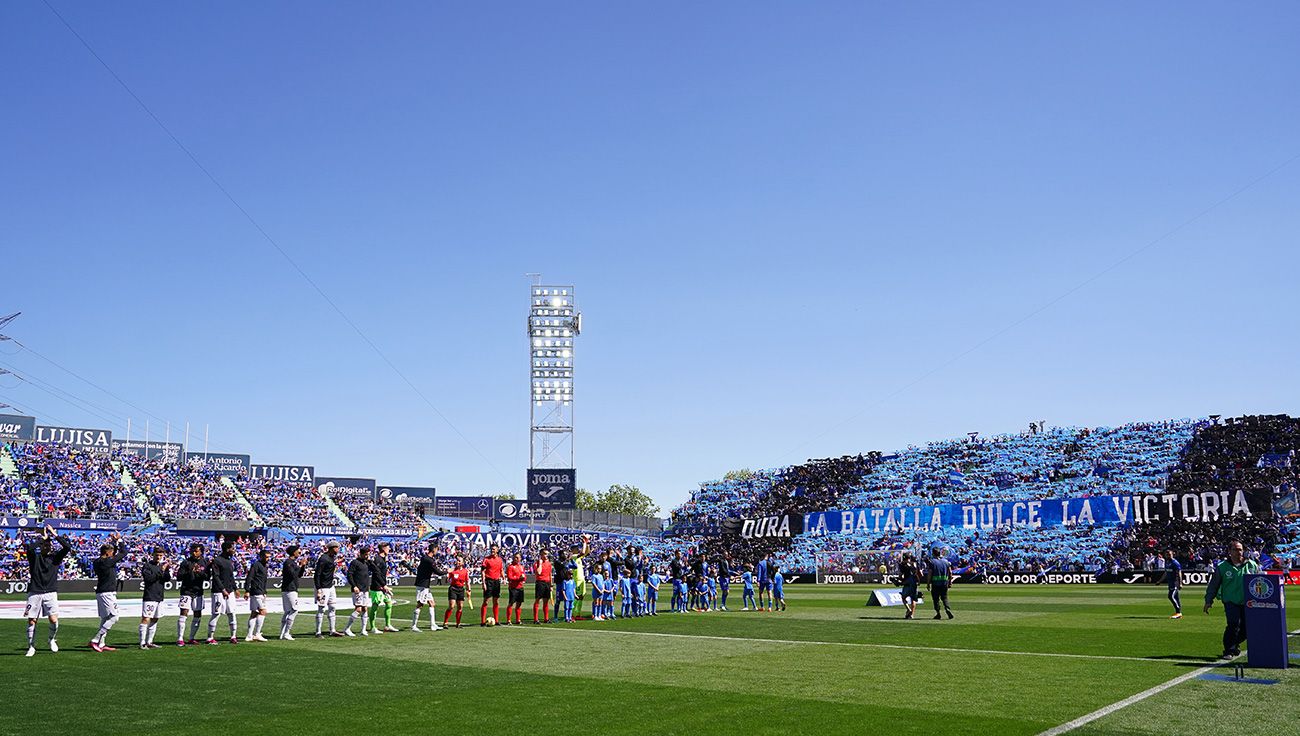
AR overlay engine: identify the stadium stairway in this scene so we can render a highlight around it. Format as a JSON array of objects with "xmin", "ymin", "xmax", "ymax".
[
  {"xmin": 118, "ymin": 460, "xmax": 163, "ymax": 525},
  {"xmin": 0, "ymin": 445, "xmax": 17, "ymax": 478},
  {"xmin": 222, "ymin": 476, "xmax": 264, "ymax": 525},
  {"xmin": 0, "ymin": 445, "xmax": 37, "ymax": 515},
  {"xmin": 320, "ymin": 490, "xmax": 354, "ymax": 527}
]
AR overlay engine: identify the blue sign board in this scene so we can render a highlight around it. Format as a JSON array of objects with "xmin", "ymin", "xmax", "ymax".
[
  {"xmin": 0, "ymin": 414, "xmax": 36, "ymax": 442},
  {"xmin": 1244, "ymin": 573, "xmax": 1289, "ymax": 669},
  {"xmin": 377, "ymin": 486, "xmax": 437, "ymax": 504},
  {"xmin": 526, "ymin": 468, "xmax": 576, "ymax": 509},
  {"xmin": 434, "ymin": 496, "xmax": 493, "ymax": 519},
  {"xmin": 492, "ymin": 499, "xmax": 549, "ymax": 521}
]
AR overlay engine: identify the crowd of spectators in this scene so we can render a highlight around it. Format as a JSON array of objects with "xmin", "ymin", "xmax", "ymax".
[
  {"xmin": 8, "ymin": 442, "xmax": 139, "ymax": 520},
  {"xmin": 239, "ymin": 479, "xmax": 338, "ymax": 527},
  {"xmin": 325, "ymin": 486, "xmax": 425, "ymax": 530},
  {"xmin": 124, "ymin": 455, "xmax": 251, "ymax": 523}
]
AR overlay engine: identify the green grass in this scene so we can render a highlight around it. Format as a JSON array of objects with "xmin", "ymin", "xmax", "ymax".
[{"xmin": 1, "ymin": 585, "xmax": 1295, "ymax": 735}]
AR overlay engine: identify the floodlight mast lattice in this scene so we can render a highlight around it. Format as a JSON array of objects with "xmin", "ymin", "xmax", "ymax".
[{"xmin": 528, "ymin": 284, "xmax": 579, "ymax": 472}]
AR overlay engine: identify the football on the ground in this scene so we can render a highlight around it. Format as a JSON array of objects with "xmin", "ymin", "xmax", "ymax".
[{"xmin": 486, "ymin": 617, "xmax": 496, "ymax": 626}]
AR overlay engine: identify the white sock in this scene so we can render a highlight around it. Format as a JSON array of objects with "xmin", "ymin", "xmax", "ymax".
[
  {"xmin": 208, "ymin": 617, "xmax": 218, "ymax": 638},
  {"xmin": 189, "ymin": 617, "xmax": 202, "ymax": 640},
  {"xmin": 315, "ymin": 609, "xmax": 323, "ymax": 634},
  {"xmin": 139, "ymin": 623, "xmax": 148, "ymax": 646},
  {"xmin": 346, "ymin": 612, "xmax": 356, "ymax": 632},
  {"xmin": 247, "ymin": 619, "xmax": 257, "ymax": 638},
  {"xmin": 48, "ymin": 621, "xmax": 58, "ymax": 643},
  {"xmin": 147, "ymin": 622, "xmax": 158, "ymax": 645},
  {"xmin": 178, "ymin": 615, "xmax": 187, "ymax": 640},
  {"xmin": 412, "ymin": 608, "xmax": 420, "ymax": 627},
  {"xmin": 328, "ymin": 610, "xmax": 337, "ymax": 631},
  {"xmin": 26, "ymin": 623, "xmax": 35, "ymax": 647}
]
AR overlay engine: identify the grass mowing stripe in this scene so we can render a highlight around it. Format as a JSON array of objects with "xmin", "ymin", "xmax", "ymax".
[
  {"xmin": 502, "ymin": 622, "xmax": 1210, "ymax": 665},
  {"xmin": 1037, "ymin": 629, "xmax": 1300, "ymax": 736}
]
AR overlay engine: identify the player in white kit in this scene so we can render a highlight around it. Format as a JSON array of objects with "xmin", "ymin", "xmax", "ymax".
[
  {"xmin": 89, "ymin": 533, "xmax": 127, "ymax": 652},
  {"xmin": 139, "ymin": 547, "xmax": 171, "ymax": 649},
  {"xmin": 279, "ymin": 544, "xmax": 306, "ymax": 640},
  {"xmin": 314, "ymin": 540, "xmax": 343, "ymax": 638},
  {"xmin": 24, "ymin": 524, "xmax": 71, "ymax": 657}
]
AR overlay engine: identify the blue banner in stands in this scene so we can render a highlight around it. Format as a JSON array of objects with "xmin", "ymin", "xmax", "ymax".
[
  {"xmin": 436, "ymin": 530, "xmax": 589, "ymax": 550},
  {"xmin": 803, "ymin": 489, "xmax": 1275, "ymax": 536},
  {"xmin": 434, "ymin": 496, "xmax": 493, "ymax": 519},
  {"xmin": 35, "ymin": 425, "xmax": 112, "ymax": 453},
  {"xmin": 356, "ymin": 526, "xmax": 420, "ymax": 537},
  {"xmin": 250, "ymin": 464, "xmax": 315, "ymax": 484},
  {"xmin": 0, "ymin": 414, "xmax": 36, "ymax": 442},
  {"xmin": 46, "ymin": 518, "xmax": 133, "ymax": 531},
  {"xmin": 287, "ymin": 524, "xmax": 352, "ymax": 536},
  {"xmin": 0, "ymin": 516, "xmax": 40, "ymax": 529},
  {"xmin": 492, "ymin": 499, "xmax": 549, "ymax": 521},
  {"xmin": 315, "ymin": 477, "xmax": 376, "ymax": 500},
  {"xmin": 112, "ymin": 439, "xmax": 184, "ymax": 463},
  {"xmin": 377, "ymin": 486, "xmax": 437, "ymax": 503},
  {"xmin": 185, "ymin": 452, "xmax": 251, "ymax": 478}
]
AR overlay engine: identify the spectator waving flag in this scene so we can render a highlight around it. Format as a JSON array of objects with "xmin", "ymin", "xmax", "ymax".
[{"xmin": 947, "ymin": 468, "xmax": 966, "ymax": 487}]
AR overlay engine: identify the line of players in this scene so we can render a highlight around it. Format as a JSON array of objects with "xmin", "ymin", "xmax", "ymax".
[
  {"xmin": 17, "ymin": 526, "xmax": 789, "ymax": 656},
  {"xmin": 463, "ymin": 539, "xmax": 790, "ymax": 627}
]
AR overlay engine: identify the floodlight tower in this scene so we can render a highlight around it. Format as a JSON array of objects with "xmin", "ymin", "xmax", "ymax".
[{"xmin": 528, "ymin": 283, "xmax": 580, "ymax": 470}]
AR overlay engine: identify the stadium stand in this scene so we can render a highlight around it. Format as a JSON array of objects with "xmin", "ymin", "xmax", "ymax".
[
  {"xmin": 1, "ymin": 414, "xmax": 1297, "ymax": 581},
  {"xmin": 239, "ymin": 478, "xmax": 338, "ymax": 527},
  {"xmin": 123, "ymin": 454, "xmax": 251, "ymax": 523},
  {"xmin": 9, "ymin": 442, "xmax": 140, "ymax": 520}
]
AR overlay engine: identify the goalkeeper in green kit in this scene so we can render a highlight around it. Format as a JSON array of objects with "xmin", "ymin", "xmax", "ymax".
[{"xmin": 368, "ymin": 542, "xmax": 398, "ymax": 633}]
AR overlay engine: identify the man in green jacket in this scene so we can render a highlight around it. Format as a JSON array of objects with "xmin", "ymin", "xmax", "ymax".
[{"xmin": 1202, "ymin": 539, "xmax": 1261, "ymax": 660}]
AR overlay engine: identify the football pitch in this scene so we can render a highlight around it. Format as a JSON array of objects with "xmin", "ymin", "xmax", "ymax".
[{"xmin": 1, "ymin": 585, "xmax": 1295, "ymax": 736}]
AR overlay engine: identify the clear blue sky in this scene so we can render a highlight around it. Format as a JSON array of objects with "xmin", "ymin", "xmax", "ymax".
[{"xmin": 2, "ymin": 2, "xmax": 1297, "ymax": 511}]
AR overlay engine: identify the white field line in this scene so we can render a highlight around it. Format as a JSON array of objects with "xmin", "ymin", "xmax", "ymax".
[
  {"xmin": 1037, "ymin": 628, "xmax": 1300, "ymax": 736},
  {"xmin": 504, "ymin": 625, "xmax": 1208, "ymax": 665}
]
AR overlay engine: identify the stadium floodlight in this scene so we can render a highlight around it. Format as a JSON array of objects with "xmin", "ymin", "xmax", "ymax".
[{"xmin": 529, "ymin": 281, "xmax": 580, "ymax": 473}]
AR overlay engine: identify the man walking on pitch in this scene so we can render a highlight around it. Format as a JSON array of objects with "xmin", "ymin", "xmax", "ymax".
[
  {"xmin": 206, "ymin": 540, "xmax": 240, "ymax": 644},
  {"xmin": 1163, "ymin": 549, "xmax": 1183, "ymax": 619},
  {"xmin": 481, "ymin": 543, "xmax": 504, "ymax": 627},
  {"xmin": 139, "ymin": 547, "xmax": 171, "ymax": 649},
  {"xmin": 755, "ymin": 553, "xmax": 770, "ymax": 612},
  {"xmin": 899, "ymin": 552, "xmax": 921, "ymax": 620},
  {"xmin": 345, "ymin": 546, "xmax": 373, "ymax": 637},
  {"xmin": 24, "ymin": 524, "xmax": 71, "ymax": 657},
  {"xmin": 280, "ymin": 544, "xmax": 306, "ymax": 640},
  {"xmin": 176, "ymin": 543, "xmax": 208, "ymax": 646},
  {"xmin": 411, "ymin": 541, "xmax": 444, "ymax": 632},
  {"xmin": 926, "ymin": 549, "xmax": 954, "ymax": 620},
  {"xmin": 1203, "ymin": 539, "xmax": 1261, "ymax": 659},
  {"xmin": 315, "ymin": 540, "xmax": 343, "ymax": 638},
  {"xmin": 369, "ymin": 542, "xmax": 397, "ymax": 633},
  {"xmin": 90, "ymin": 532, "xmax": 128, "ymax": 651},
  {"xmin": 244, "ymin": 548, "xmax": 271, "ymax": 642}
]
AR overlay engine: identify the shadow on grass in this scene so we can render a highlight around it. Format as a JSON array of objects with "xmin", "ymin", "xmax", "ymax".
[{"xmin": 1144, "ymin": 654, "xmax": 1219, "ymax": 662}]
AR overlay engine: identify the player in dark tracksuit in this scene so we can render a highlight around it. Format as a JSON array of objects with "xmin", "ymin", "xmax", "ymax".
[
  {"xmin": 206, "ymin": 542, "xmax": 239, "ymax": 643},
  {"xmin": 669, "ymin": 553, "xmax": 684, "ymax": 613},
  {"xmin": 927, "ymin": 553, "xmax": 954, "ymax": 620},
  {"xmin": 345, "ymin": 548, "xmax": 373, "ymax": 637}
]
